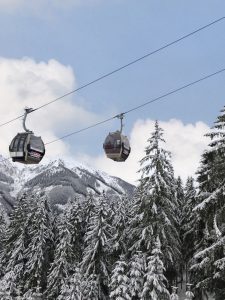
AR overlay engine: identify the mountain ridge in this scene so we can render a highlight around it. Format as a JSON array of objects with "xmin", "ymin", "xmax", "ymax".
[{"xmin": 0, "ymin": 156, "xmax": 135, "ymax": 212}]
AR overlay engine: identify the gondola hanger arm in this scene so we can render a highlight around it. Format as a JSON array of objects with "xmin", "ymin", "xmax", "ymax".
[
  {"xmin": 116, "ymin": 113, "xmax": 124, "ymax": 133},
  {"xmin": 23, "ymin": 107, "xmax": 34, "ymax": 133}
]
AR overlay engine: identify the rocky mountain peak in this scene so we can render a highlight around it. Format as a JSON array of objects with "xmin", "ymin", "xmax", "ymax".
[{"xmin": 0, "ymin": 156, "xmax": 135, "ymax": 212}]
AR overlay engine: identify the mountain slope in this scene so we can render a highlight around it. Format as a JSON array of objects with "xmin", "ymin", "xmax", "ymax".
[{"xmin": 0, "ymin": 157, "xmax": 135, "ymax": 211}]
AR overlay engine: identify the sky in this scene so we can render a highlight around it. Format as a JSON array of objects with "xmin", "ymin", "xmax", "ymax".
[{"xmin": 0, "ymin": 0, "xmax": 225, "ymax": 185}]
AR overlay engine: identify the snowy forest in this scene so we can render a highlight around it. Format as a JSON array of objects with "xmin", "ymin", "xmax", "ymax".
[{"xmin": 0, "ymin": 106, "xmax": 225, "ymax": 300}]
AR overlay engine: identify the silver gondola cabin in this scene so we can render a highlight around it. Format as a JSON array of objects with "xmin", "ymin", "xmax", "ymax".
[
  {"xmin": 103, "ymin": 114, "xmax": 131, "ymax": 162},
  {"xmin": 9, "ymin": 108, "xmax": 45, "ymax": 164}
]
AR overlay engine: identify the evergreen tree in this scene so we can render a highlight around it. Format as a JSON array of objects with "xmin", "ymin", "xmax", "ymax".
[
  {"xmin": 82, "ymin": 193, "xmax": 96, "ymax": 232},
  {"xmin": 0, "ymin": 270, "xmax": 21, "ymax": 299},
  {"xmin": 128, "ymin": 251, "xmax": 145, "ymax": 300},
  {"xmin": 175, "ymin": 176, "xmax": 185, "ymax": 285},
  {"xmin": 81, "ymin": 192, "xmax": 113, "ymax": 299},
  {"xmin": 111, "ymin": 195, "xmax": 130, "ymax": 262},
  {"xmin": 184, "ymin": 289, "xmax": 194, "ymax": 300},
  {"xmin": 142, "ymin": 237, "xmax": 170, "ymax": 300},
  {"xmin": 190, "ymin": 106, "xmax": 225, "ymax": 299},
  {"xmin": 66, "ymin": 198, "xmax": 84, "ymax": 263},
  {"xmin": 109, "ymin": 255, "xmax": 131, "ymax": 300},
  {"xmin": 0, "ymin": 194, "xmax": 32, "ymax": 296},
  {"xmin": 57, "ymin": 268, "xmax": 82, "ymax": 300},
  {"xmin": 129, "ymin": 121, "xmax": 181, "ymax": 282},
  {"xmin": 22, "ymin": 284, "xmax": 43, "ymax": 300},
  {"xmin": 176, "ymin": 176, "xmax": 185, "ymax": 219},
  {"xmin": 23, "ymin": 195, "xmax": 54, "ymax": 294},
  {"xmin": 181, "ymin": 177, "xmax": 197, "ymax": 275},
  {"xmin": 82, "ymin": 274, "xmax": 99, "ymax": 300},
  {"xmin": 46, "ymin": 206, "xmax": 73, "ymax": 299},
  {"xmin": 0, "ymin": 206, "xmax": 7, "ymax": 254},
  {"xmin": 170, "ymin": 287, "xmax": 179, "ymax": 300}
]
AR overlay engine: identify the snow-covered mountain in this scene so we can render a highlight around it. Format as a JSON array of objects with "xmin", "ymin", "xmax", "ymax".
[{"xmin": 0, "ymin": 156, "xmax": 135, "ymax": 212}]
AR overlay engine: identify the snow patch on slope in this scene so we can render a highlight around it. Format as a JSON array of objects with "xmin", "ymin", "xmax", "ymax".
[{"xmin": 0, "ymin": 157, "xmax": 134, "ymax": 206}]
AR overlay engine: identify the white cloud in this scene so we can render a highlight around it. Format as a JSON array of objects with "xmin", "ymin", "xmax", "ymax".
[
  {"xmin": 78, "ymin": 119, "xmax": 210, "ymax": 185},
  {"xmin": 0, "ymin": 56, "xmax": 211, "ymax": 186},
  {"xmin": 0, "ymin": 56, "xmax": 99, "ymax": 160}
]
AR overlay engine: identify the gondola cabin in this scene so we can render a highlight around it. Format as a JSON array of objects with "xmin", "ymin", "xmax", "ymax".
[
  {"xmin": 103, "ymin": 131, "xmax": 131, "ymax": 162},
  {"xmin": 9, "ymin": 132, "xmax": 45, "ymax": 164}
]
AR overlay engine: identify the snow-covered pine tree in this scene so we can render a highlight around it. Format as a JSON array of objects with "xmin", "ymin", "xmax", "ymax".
[
  {"xmin": 82, "ymin": 193, "xmax": 96, "ymax": 232},
  {"xmin": 81, "ymin": 192, "xmax": 113, "ymax": 299},
  {"xmin": 46, "ymin": 206, "xmax": 73, "ymax": 299},
  {"xmin": 57, "ymin": 268, "xmax": 83, "ymax": 300},
  {"xmin": 129, "ymin": 121, "xmax": 181, "ymax": 283},
  {"xmin": 170, "ymin": 292, "xmax": 179, "ymax": 300},
  {"xmin": 181, "ymin": 177, "xmax": 197, "ymax": 277},
  {"xmin": 82, "ymin": 273, "xmax": 99, "ymax": 300},
  {"xmin": 22, "ymin": 283, "xmax": 43, "ymax": 300},
  {"xmin": 142, "ymin": 237, "xmax": 170, "ymax": 300},
  {"xmin": 128, "ymin": 251, "xmax": 145, "ymax": 299},
  {"xmin": 56, "ymin": 279, "xmax": 70, "ymax": 300},
  {"xmin": 111, "ymin": 195, "xmax": 130, "ymax": 262},
  {"xmin": 184, "ymin": 284, "xmax": 194, "ymax": 300},
  {"xmin": 0, "ymin": 206, "xmax": 7, "ymax": 254},
  {"xmin": 190, "ymin": 105, "xmax": 225, "ymax": 299},
  {"xmin": 184, "ymin": 290, "xmax": 194, "ymax": 300},
  {"xmin": 176, "ymin": 176, "xmax": 185, "ymax": 217},
  {"xmin": 175, "ymin": 176, "xmax": 185, "ymax": 286},
  {"xmin": 0, "ymin": 205, "xmax": 8, "ymax": 291},
  {"xmin": 0, "ymin": 270, "xmax": 21, "ymax": 299},
  {"xmin": 109, "ymin": 255, "xmax": 131, "ymax": 300},
  {"xmin": 175, "ymin": 176, "xmax": 185, "ymax": 239},
  {"xmin": 170, "ymin": 286, "xmax": 179, "ymax": 300},
  {"xmin": 0, "ymin": 194, "xmax": 32, "ymax": 296},
  {"xmin": 23, "ymin": 194, "xmax": 54, "ymax": 295},
  {"xmin": 66, "ymin": 198, "xmax": 84, "ymax": 263}
]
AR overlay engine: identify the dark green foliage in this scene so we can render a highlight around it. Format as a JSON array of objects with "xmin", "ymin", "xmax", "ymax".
[
  {"xmin": 190, "ymin": 106, "xmax": 225, "ymax": 299},
  {"xmin": 181, "ymin": 177, "xmax": 197, "ymax": 274},
  {"xmin": 142, "ymin": 238, "xmax": 170, "ymax": 300},
  {"xmin": 46, "ymin": 199, "xmax": 83, "ymax": 299},
  {"xmin": 81, "ymin": 193, "xmax": 113, "ymax": 299},
  {"xmin": 129, "ymin": 121, "xmax": 181, "ymax": 284},
  {"xmin": 111, "ymin": 195, "xmax": 130, "ymax": 262},
  {"xmin": 0, "ymin": 193, "xmax": 55, "ymax": 297},
  {"xmin": 109, "ymin": 255, "xmax": 131, "ymax": 300},
  {"xmin": 0, "ymin": 194, "xmax": 32, "ymax": 295},
  {"xmin": 128, "ymin": 251, "xmax": 145, "ymax": 299},
  {"xmin": 23, "ymin": 195, "xmax": 54, "ymax": 293},
  {"xmin": 0, "ymin": 207, "xmax": 7, "ymax": 256}
]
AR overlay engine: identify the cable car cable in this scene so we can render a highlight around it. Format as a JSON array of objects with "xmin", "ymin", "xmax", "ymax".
[
  {"xmin": 44, "ymin": 66, "xmax": 225, "ymax": 146},
  {"xmin": 45, "ymin": 116, "xmax": 116, "ymax": 145},
  {"xmin": 33, "ymin": 16, "xmax": 225, "ymax": 113},
  {"xmin": 0, "ymin": 16, "xmax": 224, "ymax": 129},
  {"xmin": 123, "ymin": 67, "xmax": 225, "ymax": 115},
  {"xmin": 1, "ymin": 66, "xmax": 225, "ymax": 165}
]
